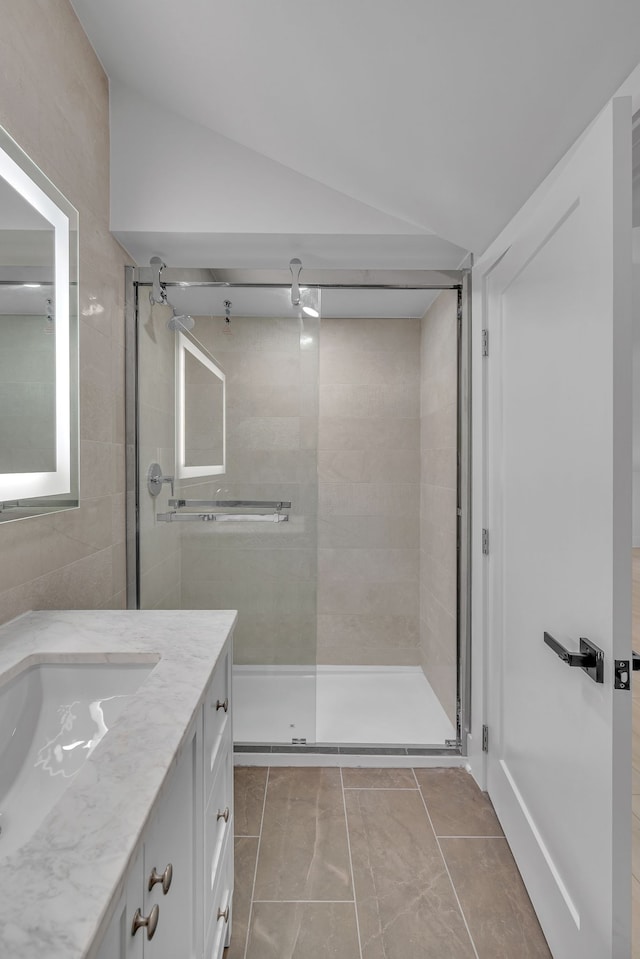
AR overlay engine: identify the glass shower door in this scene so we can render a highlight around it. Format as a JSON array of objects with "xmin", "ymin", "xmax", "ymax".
[{"xmin": 136, "ymin": 284, "xmax": 319, "ymax": 744}]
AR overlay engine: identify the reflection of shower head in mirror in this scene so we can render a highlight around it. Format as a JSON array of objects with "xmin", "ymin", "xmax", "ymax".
[{"xmin": 167, "ymin": 309, "xmax": 195, "ymax": 333}]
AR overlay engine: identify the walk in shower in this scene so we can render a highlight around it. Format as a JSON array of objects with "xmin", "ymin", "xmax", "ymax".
[{"xmin": 126, "ymin": 267, "xmax": 470, "ymax": 755}]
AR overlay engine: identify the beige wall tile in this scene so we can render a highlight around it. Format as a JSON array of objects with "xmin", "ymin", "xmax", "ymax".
[
  {"xmin": 226, "ymin": 416, "xmax": 301, "ymax": 450},
  {"xmin": 319, "ymin": 482, "xmax": 419, "ymax": 517},
  {"xmin": 317, "ymin": 579, "xmax": 417, "ymax": 616},
  {"xmin": 196, "ymin": 316, "xmax": 300, "ymax": 355},
  {"xmin": 318, "ymin": 514, "xmax": 420, "ymax": 549},
  {"xmin": 0, "ymin": 3, "xmax": 131, "ymax": 624},
  {"xmin": 182, "ymin": 546, "xmax": 317, "ymax": 585},
  {"xmin": 319, "ymin": 346, "xmax": 420, "ymax": 386},
  {"xmin": 317, "ymin": 613, "xmax": 418, "ymax": 650},
  {"xmin": 317, "ymin": 318, "xmax": 421, "ymax": 667},
  {"xmin": 320, "ymin": 383, "xmax": 419, "ymax": 419},
  {"xmin": 318, "ymin": 448, "xmax": 420, "ymax": 484},
  {"xmin": 140, "ymin": 552, "xmax": 181, "ymax": 611},
  {"xmin": 420, "ymin": 292, "xmax": 458, "ymax": 724},
  {"xmin": 227, "ymin": 612, "xmax": 317, "ymax": 666},
  {"xmin": 319, "ymin": 415, "xmax": 419, "ymax": 451},
  {"xmin": 421, "ymin": 448, "xmax": 457, "ymax": 489},
  {"xmin": 320, "ymin": 316, "xmax": 420, "ymax": 353},
  {"xmin": 319, "ymin": 547, "xmax": 418, "ymax": 584}
]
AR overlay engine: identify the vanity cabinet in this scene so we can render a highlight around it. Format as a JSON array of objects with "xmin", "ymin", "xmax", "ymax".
[{"xmin": 93, "ymin": 641, "xmax": 233, "ymax": 959}]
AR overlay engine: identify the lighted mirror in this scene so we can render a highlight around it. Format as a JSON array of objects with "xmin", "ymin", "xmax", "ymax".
[
  {"xmin": 176, "ymin": 332, "xmax": 225, "ymax": 478},
  {"xmin": 0, "ymin": 125, "xmax": 79, "ymax": 522}
]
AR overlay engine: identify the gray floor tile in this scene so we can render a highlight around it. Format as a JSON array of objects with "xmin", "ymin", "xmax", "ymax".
[
  {"xmin": 225, "ymin": 837, "xmax": 258, "ymax": 959},
  {"xmin": 234, "ymin": 766, "xmax": 268, "ymax": 836},
  {"xmin": 254, "ymin": 767, "xmax": 352, "ymax": 901},
  {"xmin": 440, "ymin": 838, "xmax": 552, "ymax": 958},
  {"xmin": 414, "ymin": 767, "xmax": 503, "ymax": 837},
  {"xmin": 345, "ymin": 788, "xmax": 475, "ymax": 958},
  {"xmin": 246, "ymin": 902, "xmax": 360, "ymax": 959}
]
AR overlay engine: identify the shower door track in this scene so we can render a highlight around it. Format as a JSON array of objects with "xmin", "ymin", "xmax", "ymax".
[{"xmin": 125, "ymin": 266, "xmax": 472, "ymax": 759}]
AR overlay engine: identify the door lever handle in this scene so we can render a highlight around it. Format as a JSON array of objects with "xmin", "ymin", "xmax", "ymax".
[{"xmin": 543, "ymin": 632, "xmax": 604, "ymax": 684}]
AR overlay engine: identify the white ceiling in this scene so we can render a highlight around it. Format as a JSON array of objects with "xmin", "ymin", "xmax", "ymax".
[{"xmin": 70, "ymin": 0, "xmax": 640, "ymax": 256}]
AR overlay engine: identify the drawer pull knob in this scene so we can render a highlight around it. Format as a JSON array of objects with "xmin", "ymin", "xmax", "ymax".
[
  {"xmin": 216, "ymin": 697, "xmax": 229, "ymax": 713},
  {"xmin": 148, "ymin": 862, "xmax": 173, "ymax": 894},
  {"xmin": 217, "ymin": 807, "xmax": 230, "ymax": 823},
  {"xmin": 131, "ymin": 904, "xmax": 160, "ymax": 940},
  {"xmin": 217, "ymin": 905, "xmax": 230, "ymax": 923}
]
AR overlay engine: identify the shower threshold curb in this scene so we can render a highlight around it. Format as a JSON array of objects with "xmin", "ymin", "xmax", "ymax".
[{"xmin": 233, "ymin": 743, "xmax": 466, "ymax": 768}]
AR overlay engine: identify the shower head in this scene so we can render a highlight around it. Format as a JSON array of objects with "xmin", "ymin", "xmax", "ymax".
[{"xmin": 167, "ymin": 310, "xmax": 195, "ymax": 333}]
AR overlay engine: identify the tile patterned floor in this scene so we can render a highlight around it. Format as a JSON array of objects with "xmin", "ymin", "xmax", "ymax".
[{"xmin": 225, "ymin": 766, "xmax": 552, "ymax": 959}]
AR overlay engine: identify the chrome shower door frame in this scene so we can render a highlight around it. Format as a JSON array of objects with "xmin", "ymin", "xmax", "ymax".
[{"xmin": 124, "ymin": 266, "xmax": 472, "ymax": 756}]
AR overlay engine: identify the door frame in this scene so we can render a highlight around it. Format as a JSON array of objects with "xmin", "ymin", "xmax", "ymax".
[
  {"xmin": 470, "ymin": 60, "xmax": 640, "ymax": 787},
  {"xmin": 469, "ymin": 69, "xmax": 640, "ymax": 959}
]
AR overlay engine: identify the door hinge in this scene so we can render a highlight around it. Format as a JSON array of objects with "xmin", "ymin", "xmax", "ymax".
[
  {"xmin": 482, "ymin": 528, "xmax": 489, "ymax": 555},
  {"xmin": 481, "ymin": 329, "xmax": 489, "ymax": 356},
  {"xmin": 482, "ymin": 725, "xmax": 489, "ymax": 753}
]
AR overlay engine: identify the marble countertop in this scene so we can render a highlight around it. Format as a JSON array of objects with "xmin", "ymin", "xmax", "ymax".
[{"xmin": 0, "ymin": 608, "xmax": 237, "ymax": 959}]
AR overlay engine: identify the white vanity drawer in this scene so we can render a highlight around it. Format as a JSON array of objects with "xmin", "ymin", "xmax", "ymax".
[
  {"xmin": 205, "ymin": 830, "xmax": 233, "ymax": 959},
  {"xmin": 205, "ymin": 740, "xmax": 232, "ymax": 900},
  {"xmin": 204, "ymin": 645, "xmax": 231, "ymax": 781}
]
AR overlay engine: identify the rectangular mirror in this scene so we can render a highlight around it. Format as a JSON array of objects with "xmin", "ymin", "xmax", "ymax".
[
  {"xmin": 0, "ymin": 125, "xmax": 79, "ymax": 522},
  {"xmin": 176, "ymin": 331, "xmax": 225, "ymax": 478}
]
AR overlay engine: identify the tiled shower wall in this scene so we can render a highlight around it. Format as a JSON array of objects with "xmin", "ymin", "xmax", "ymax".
[
  {"xmin": 179, "ymin": 316, "xmax": 319, "ymax": 666},
  {"xmin": 420, "ymin": 291, "xmax": 458, "ymax": 724},
  {"xmin": 0, "ymin": 0, "xmax": 130, "ymax": 624},
  {"xmin": 317, "ymin": 318, "xmax": 421, "ymax": 666}
]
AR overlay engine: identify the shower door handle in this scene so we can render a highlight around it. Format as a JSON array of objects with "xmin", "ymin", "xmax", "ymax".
[{"xmin": 543, "ymin": 632, "xmax": 604, "ymax": 684}]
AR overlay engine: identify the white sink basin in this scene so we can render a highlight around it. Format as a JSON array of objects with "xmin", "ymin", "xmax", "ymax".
[{"xmin": 0, "ymin": 661, "xmax": 153, "ymax": 858}]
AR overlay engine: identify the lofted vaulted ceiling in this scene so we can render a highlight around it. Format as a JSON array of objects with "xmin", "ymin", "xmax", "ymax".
[{"xmin": 71, "ymin": 0, "xmax": 640, "ymax": 257}]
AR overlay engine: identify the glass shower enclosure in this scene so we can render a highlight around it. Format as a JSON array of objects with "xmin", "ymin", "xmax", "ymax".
[{"xmin": 127, "ymin": 267, "xmax": 470, "ymax": 754}]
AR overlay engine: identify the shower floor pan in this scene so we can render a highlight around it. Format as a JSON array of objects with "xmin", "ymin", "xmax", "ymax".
[{"xmin": 232, "ymin": 665, "xmax": 455, "ymax": 746}]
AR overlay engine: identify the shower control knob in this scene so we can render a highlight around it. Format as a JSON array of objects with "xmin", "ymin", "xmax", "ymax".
[
  {"xmin": 131, "ymin": 904, "xmax": 159, "ymax": 940},
  {"xmin": 148, "ymin": 862, "xmax": 173, "ymax": 894},
  {"xmin": 216, "ymin": 697, "xmax": 229, "ymax": 712},
  {"xmin": 147, "ymin": 463, "xmax": 174, "ymax": 498}
]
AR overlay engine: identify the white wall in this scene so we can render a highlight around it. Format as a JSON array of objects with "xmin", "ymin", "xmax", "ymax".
[
  {"xmin": 110, "ymin": 83, "xmax": 430, "ymax": 238},
  {"xmin": 108, "ymin": 82, "xmax": 469, "ymax": 269}
]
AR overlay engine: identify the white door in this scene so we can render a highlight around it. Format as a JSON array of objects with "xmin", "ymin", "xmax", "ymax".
[{"xmin": 475, "ymin": 97, "xmax": 633, "ymax": 959}]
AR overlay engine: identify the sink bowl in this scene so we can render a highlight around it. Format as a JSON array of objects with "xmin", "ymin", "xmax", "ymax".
[{"xmin": 0, "ymin": 661, "xmax": 153, "ymax": 858}]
